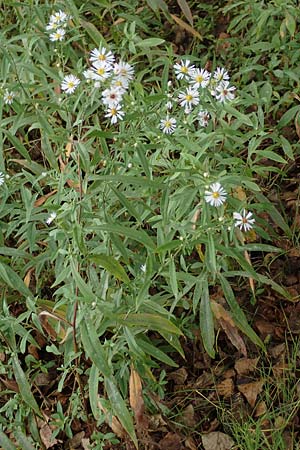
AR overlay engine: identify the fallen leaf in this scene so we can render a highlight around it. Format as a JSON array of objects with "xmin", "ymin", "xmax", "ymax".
[
  {"xmin": 158, "ymin": 432, "xmax": 181, "ymax": 450},
  {"xmin": 238, "ymin": 380, "xmax": 264, "ymax": 408},
  {"xmin": 211, "ymin": 300, "xmax": 247, "ymax": 356},
  {"xmin": 216, "ymin": 378, "xmax": 234, "ymax": 398},
  {"xmin": 34, "ymin": 190, "xmax": 57, "ymax": 207},
  {"xmin": 254, "ymin": 319, "xmax": 275, "ymax": 339},
  {"xmin": 169, "ymin": 367, "xmax": 188, "ymax": 385},
  {"xmin": 98, "ymin": 401, "xmax": 127, "ymax": 439},
  {"xmin": 202, "ymin": 431, "xmax": 235, "ymax": 450},
  {"xmin": 129, "ymin": 366, "xmax": 148, "ymax": 429},
  {"xmin": 24, "ymin": 267, "xmax": 35, "ymax": 288},
  {"xmin": 234, "ymin": 357, "xmax": 259, "ymax": 376},
  {"xmin": 181, "ymin": 404, "xmax": 196, "ymax": 427},
  {"xmin": 171, "ymin": 14, "xmax": 202, "ymax": 39},
  {"xmin": 254, "ymin": 400, "xmax": 267, "ymax": 417},
  {"xmin": 185, "ymin": 436, "xmax": 197, "ymax": 450},
  {"xmin": 40, "ymin": 422, "xmax": 58, "ymax": 449}
]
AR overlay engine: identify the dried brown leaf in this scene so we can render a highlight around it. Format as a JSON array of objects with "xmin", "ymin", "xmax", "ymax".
[
  {"xmin": 98, "ymin": 401, "xmax": 127, "ymax": 439},
  {"xmin": 185, "ymin": 437, "xmax": 197, "ymax": 450},
  {"xmin": 254, "ymin": 400, "xmax": 267, "ymax": 417},
  {"xmin": 40, "ymin": 422, "xmax": 59, "ymax": 449},
  {"xmin": 238, "ymin": 380, "xmax": 264, "ymax": 408},
  {"xmin": 171, "ymin": 14, "xmax": 202, "ymax": 39},
  {"xmin": 202, "ymin": 431, "xmax": 235, "ymax": 450},
  {"xmin": 181, "ymin": 404, "xmax": 195, "ymax": 427},
  {"xmin": 211, "ymin": 300, "xmax": 247, "ymax": 356},
  {"xmin": 234, "ymin": 357, "xmax": 259, "ymax": 376},
  {"xmin": 24, "ymin": 267, "xmax": 34, "ymax": 288},
  {"xmin": 159, "ymin": 432, "xmax": 181, "ymax": 450},
  {"xmin": 216, "ymin": 378, "xmax": 234, "ymax": 398},
  {"xmin": 34, "ymin": 190, "xmax": 57, "ymax": 207},
  {"xmin": 129, "ymin": 367, "xmax": 148, "ymax": 428},
  {"xmin": 169, "ymin": 367, "xmax": 188, "ymax": 385}
]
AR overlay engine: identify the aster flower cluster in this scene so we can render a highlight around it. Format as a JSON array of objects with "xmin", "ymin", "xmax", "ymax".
[
  {"xmin": 159, "ymin": 59, "xmax": 236, "ymax": 134},
  {"xmin": 46, "ymin": 10, "xmax": 70, "ymax": 42},
  {"xmin": 204, "ymin": 182, "xmax": 255, "ymax": 232},
  {"xmin": 83, "ymin": 46, "xmax": 134, "ymax": 124}
]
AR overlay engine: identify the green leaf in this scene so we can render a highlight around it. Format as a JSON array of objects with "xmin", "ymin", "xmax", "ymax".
[
  {"xmin": 80, "ymin": 319, "xmax": 112, "ymax": 378},
  {"xmin": 105, "ymin": 377, "xmax": 137, "ymax": 448},
  {"xmin": 14, "ymin": 429, "xmax": 36, "ymax": 450},
  {"xmin": 4, "ymin": 131, "xmax": 31, "ymax": 160},
  {"xmin": 89, "ymin": 364, "xmax": 101, "ymax": 421},
  {"xmin": 119, "ymin": 313, "xmax": 183, "ymax": 335},
  {"xmin": 255, "ymin": 192, "xmax": 291, "ymax": 237},
  {"xmin": 137, "ymin": 338, "xmax": 178, "ymax": 367},
  {"xmin": 177, "ymin": 0, "xmax": 193, "ymax": 25},
  {"xmin": 218, "ymin": 275, "xmax": 264, "ymax": 349},
  {"xmin": 89, "ymin": 254, "xmax": 130, "ymax": 284},
  {"xmin": 199, "ymin": 281, "xmax": 215, "ymax": 358},
  {"xmin": 0, "ymin": 431, "xmax": 17, "ymax": 450},
  {"xmin": 80, "ymin": 20, "xmax": 108, "ymax": 46},
  {"xmin": 109, "ymin": 185, "xmax": 142, "ymax": 223},
  {"xmin": 70, "ymin": 259, "xmax": 97, "ymax": 301},
  {"xmin": 136, "ymin": 38, "xmax": 165, "ymax": 48},
  {"xmin": 223, "ymin": 104, "xmax": 253, "ymax": 127},
  {"xmin": 277, "ymin": 105, "xmax": 300, "ymax": 128},
  {"xmin": 0, "ymin": 262, "xmax": 32, "ymax": 298},
  {"xmin": 280, "ymin": 135, "xmax": 294, "ymax": 160},
  {"xmin": 92, "ymin": 224, "xmax": 155, "ymax": 250},
  {"xmin": 206, "ymin": 233, "xmax": 217, "ymax": 277},
  {"xmin": 256, "ymin": 150, "xmax": 287, "ymax": 164},
  {"xmin": 12, "ymin": 356, "xmax": 41, "ymax": 417},
  {"xmin": 91, "ymin": 175, "xmax": 163, "ymax": 189},
  {"xmin": 169, "ymin": 258, "xmax": 178, "ymax": 299}
]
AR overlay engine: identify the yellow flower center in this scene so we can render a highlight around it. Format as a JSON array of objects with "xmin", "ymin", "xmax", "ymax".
[
  {"xmin": 185, "ymin": 94, "xmax": 193, "ymax": 102},
  {"xmin": 212, "ymin": 192, "xmax": 220, "ymax": 199},
  {"xmin": 196, "ymin": 75, "xmax": 204, "ymax": 82},
  {"xmin": 67, "ymin": 82, "xmax": 74, "ymax": 88},
  {"xmin": 165, "ymin": 120, "xmax": 171, "ymax": 128},
  {"xmin": 111, "ymin": 108, "xmax": 117, "ymax": 115},
  {"xmin": 181, "ymin": 66, "xmax": 188, "ymax": 73},
  {"xmin": 98, "ymin": 54, "xmax": 106, "ymax": 61},
  {"xmin": 97, "ymin": 68, "xmax": 105, "ymax": 75}
]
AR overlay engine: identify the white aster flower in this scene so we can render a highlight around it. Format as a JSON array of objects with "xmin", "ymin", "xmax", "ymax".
[
  {"xmin": 233, "ymin": 209, "xmax": 255, "ymax": 232},
  {"xmin": 61, "ymin": 74, "xmax": 80, "ymax": 94},
  {"xmin": 113, "ymin": 61, "xmax": 134, "ymax": 82},
  {"xmin": 49, "ymin": 27, "xmax": 66, "ymax": 42},
  {"xmin": 166, "ymin": 100, "xmax": 173, "ymax": 110},
  {"xmin": 46, "ymin": 212, "xmax": 57, "ymax": 225},
  {"xmin": 3, "ymin": 90, "xmax": 15, "ymax": 105},
  {"xmin": 215, "ymin": 81, "xmax": 236, "ymax": 103},
  {"xmin": 91, "ymin": 60, "xmax": 112, "ymax": 81},
  {"xmin": 102, "ymin": 86, "xmax": 124, "ymax": 107},
  {"xmin": 83, "ymin": 69, "xmax": 94, "ymax": 81},
  {"xmin": 49, "ymin": 10, "xmax": 68, "ymax": 24},
  {"xmin": 159, "ymin": 116, "xmax": 177, "ymax": 134},
  {"xmin": 198, "ymin": 110, "xmax": 210, "ymax": 127},
  {"xmin": 0, "ymin": 172, "xmax": 5, "ymax": 186},
  {"xmin": 178, "ymin": 87, "xmax": 199, "ymax": 109},
  {"xmin": 204, "ymin": 182, "xmax": 227, "ymax": 207},
  {"xmin": 90, "ymin": 47, "xmax": 115, "ymax": 65},
  {"xmin": 190, "ymin": 68, "xmax": 211, "ymax": 89},
  {"xmin": 105, "ymin": 104, "xmax": 125, "ymax": 124},
  {"xmin": 111, "ymin": 77, "xmax": 129, "ymax": 92},
  {"xmin": 213, "ymin": 67, "xmax": 230, "ymax": 83},
  {"xmin": 174, "ymin": 59, "xmax": 195, "ymax": 80}
]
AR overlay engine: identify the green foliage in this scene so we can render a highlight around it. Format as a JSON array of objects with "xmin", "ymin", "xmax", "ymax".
[{"xmin": 0, "ymin": 0, "xmax": 298, "ymax": 446}]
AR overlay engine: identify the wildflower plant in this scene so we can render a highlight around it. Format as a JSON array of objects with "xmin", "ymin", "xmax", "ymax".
[{"xmin": 0, "ymin": 1, "xmax": 295, "ymax": 447}]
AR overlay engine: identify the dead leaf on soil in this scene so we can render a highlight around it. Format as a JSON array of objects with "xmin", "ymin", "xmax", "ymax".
[
  {"xmin": 234, "ymin": 357, "xmax": 259, "ymax": 376},
  {"xmin": 254, "ymin": 400, "xmax": 267, "ymax": 417},
  {"xmin": 98, "ymin": 401, "xmax": 127, "ymax": 440},
  {"xmin": 40, "ymin": 421, "xmax": 59, "ymax": 449},
  {"xmin": 158, "ymin": 432, "xmax": 181, "ymax": 450},
  {"xmin": 211, "ymin": 300, "xmax": 247, "ymax": 356},
  {"xmin": 185, "ymin": 436, "xmax": 197, "ymax": 450},
  {"xmin": 216, "ymin": 378, "xmax": 234, "ymax": 398},
  {"xmin": 169, "ymin": 367, "xmax": 188, "ymax": 385},
  {"xmin": 254, "ymin": 318, "xmax": 276, "ymax": 340},
  {"xmin": 181, "ymin": 404, "xmax": 196, "ymax": 427},
  {"xmin": 238, "ymin": 380, "xmax": 264, "ymax": 408},
  {"xmin": 129, "ymin": 366, "xmax": 148, "ymax": 429},
  {"xmin": 202, "ymin": 431, "xmax": 235, "ymax": 450}
]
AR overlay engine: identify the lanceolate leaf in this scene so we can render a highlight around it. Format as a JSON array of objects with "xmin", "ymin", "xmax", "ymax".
[
  {"xmin": 105, "ymin": 377, "xmax": 138, "ymax": 448},
  {"xmin": 80, "ymin": 319, "xmax": 112, "ymax": 378},
  {"xmin": 0, "ymin": 431, "xmax": 17, "ymax": 450},
  {"xmin": 199, "ymin": 281, "xmax": 215, "ymax": 358},
  {"xmin": 218, "ymin": 274, "xmax": 264, "ymax": 350},
  {"xmin": 12, "ymin": 356, "xmax": 41, "ymax": 417},
  {"xmin": 119, "ymin": 313, "xmax": 183, "ymax": 335},
  {"xmin": 0, "ymin": 262, "xmax": 33, "ymax": 298},
  {"xmin": 89, "ymin": 254, "xmax": 130, "ymax": 284}
]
